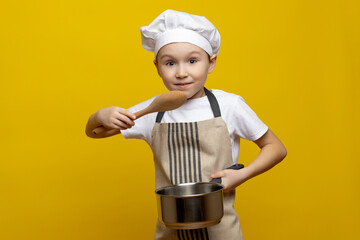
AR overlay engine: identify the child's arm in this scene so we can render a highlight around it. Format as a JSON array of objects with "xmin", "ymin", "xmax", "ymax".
[
  {"xmin": 85, "ymin": 107, "xmax": 136, "ymax": 138},
  {"xmin": 211, "ymin": 129, "xmax": 287, "ymax": 192}
]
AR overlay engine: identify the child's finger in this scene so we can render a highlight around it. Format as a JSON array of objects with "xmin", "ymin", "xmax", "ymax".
[
  {"xmin": 115, "ymin": 113, "xmax": 135, "ymax": 127},
  {"xmin": 118, "ymin": 108, "xmax": 136, "ymax": 120},
  {"xmin": 110, "ymin": 118, "xmax": 133, "ymax": 129}
]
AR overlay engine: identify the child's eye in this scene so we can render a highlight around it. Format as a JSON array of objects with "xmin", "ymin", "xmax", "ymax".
[
  {"xmin": 189, "ymin": 59, "xmax": 197, "ymax": 64},
  {"xmin": 166, "ymin": 61, "xmax": 175, "ymax": 66}
]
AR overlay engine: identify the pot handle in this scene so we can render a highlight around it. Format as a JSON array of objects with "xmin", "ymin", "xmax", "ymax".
[{"xmin": 210, "ymin": 164, "xmax": 244, "ymax": 184}]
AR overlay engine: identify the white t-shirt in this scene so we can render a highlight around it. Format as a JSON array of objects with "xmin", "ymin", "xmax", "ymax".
[{"xmin": 121, "ymin": 89, "xmax": 268, "ymax": 164}]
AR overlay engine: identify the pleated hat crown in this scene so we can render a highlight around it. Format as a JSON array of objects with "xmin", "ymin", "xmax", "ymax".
[{"xmin": 140, "ymin": 9, "xmax": 221, "ymax": 57}]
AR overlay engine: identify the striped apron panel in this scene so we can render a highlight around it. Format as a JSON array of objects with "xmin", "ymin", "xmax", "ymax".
[{"xmin": 168, "ymin": 122, "xmax": 209, "ymax": 240}]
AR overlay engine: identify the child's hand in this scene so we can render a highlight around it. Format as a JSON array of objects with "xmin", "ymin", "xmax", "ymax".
[
  {"xmin": 211, "ymin": 168, "xmax": 249, "ymax": 192},
  {"xmin": 95, "ymin": 107, "xmax": 136, "ymax": 130}
]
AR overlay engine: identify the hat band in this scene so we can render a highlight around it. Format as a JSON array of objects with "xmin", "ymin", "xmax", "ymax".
[{"xmin": 154, "ymin": 29, "xmax": 213, "ymax": 57}]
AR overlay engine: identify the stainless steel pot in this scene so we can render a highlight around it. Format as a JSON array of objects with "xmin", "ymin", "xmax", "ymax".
[{"xmin": 155, "ymin": 164, "xmax": 244, "ymax": 229}]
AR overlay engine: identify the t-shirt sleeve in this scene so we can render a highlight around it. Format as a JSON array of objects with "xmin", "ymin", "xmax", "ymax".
[
  {"xmin": 231, "ymin": 96, "xmax": 268, "ymax": 141},
  {"xmin": 120, "ymin": 97, "xmax": 156, "ymax": 144}
]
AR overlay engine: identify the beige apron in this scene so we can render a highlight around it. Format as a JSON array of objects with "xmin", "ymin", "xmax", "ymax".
[{"xmin": 151, "ymin": 88, "xmax": 243, "ymax": 240}]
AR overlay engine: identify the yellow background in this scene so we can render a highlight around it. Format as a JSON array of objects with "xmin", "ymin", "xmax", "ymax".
[{"xmin": 1, "ymin": 0, "xmax": 359, "ymax": 239}]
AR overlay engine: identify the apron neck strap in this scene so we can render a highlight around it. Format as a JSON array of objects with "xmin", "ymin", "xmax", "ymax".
[
  {"xmin": 155, "ymin": 87, "xmax": 221, "ymax": 123},
  {"xmin": 204, "ymin": 88, "xmax": 221, "ymax": 118}
]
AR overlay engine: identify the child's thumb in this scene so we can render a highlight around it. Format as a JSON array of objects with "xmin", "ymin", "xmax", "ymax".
[{"xmin": 211, "ymin": 170, "xmax": 225, "ymax": 179}]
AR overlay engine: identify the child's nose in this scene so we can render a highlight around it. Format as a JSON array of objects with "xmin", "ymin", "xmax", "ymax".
[{"xmin": 175, "ymin": 64, "xmax": 188, "ymax": 78}]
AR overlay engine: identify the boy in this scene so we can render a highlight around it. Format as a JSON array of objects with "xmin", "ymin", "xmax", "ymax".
[{"xmin": 86, "ymin": 9, "xmax": 287, "ymax": 240}]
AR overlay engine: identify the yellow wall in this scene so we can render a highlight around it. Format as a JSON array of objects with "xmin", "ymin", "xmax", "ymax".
[{"xmin": 1, "ymin": 0, "xmax": 359, "ymax": 239}]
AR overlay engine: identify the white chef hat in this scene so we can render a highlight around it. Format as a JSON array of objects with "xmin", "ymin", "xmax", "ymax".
[{"xmin": 140, "ymin": 9, "xmax": 221, "ymax": 57}]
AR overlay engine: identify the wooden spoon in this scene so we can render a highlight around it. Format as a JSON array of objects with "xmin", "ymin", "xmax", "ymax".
[{"xmin": 92, "ymin": 91, "xmax": 187, "ymax": 135}]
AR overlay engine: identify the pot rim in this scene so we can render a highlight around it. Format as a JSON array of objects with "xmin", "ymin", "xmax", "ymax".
[{"xmin": 155, "ymin": 182, "xmax": 223, "ymax": 198}]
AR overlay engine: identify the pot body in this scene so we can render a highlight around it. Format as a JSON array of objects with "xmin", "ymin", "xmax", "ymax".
[{"xmin": 155, "ymin": 182, "xmax": 224, "ymax": 229}]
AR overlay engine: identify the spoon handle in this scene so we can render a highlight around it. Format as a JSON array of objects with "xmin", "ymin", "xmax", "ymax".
[
  {"xmin": 92, "ymin": 126, "xmax": 111, "ymax": 135},
  {"xmin": 134, "ymin": 109, "xmax": 148, "ymax": 119}
]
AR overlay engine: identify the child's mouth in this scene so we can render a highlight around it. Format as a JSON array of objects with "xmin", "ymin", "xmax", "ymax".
[{"xmin": 176, "ymin": 83, "xmax": 191, "ymax": 89}]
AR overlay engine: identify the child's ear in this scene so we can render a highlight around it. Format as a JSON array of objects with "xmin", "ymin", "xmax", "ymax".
[
  {"xmin": 154, "ymin": 59, "xmax": 161, "ymax": 77},
  {"xmin": 208, "ymin": 54, "xmax": 217, "ymax": 73}
]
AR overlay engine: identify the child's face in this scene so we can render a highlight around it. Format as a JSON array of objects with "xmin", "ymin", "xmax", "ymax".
[{"xmin": 154, "ymin": 42, "xmax": 217, "ymax": 99}]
